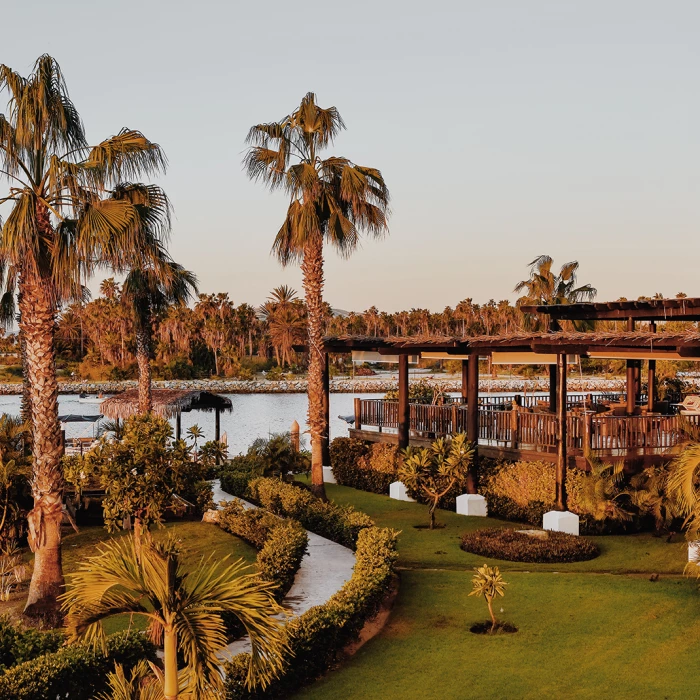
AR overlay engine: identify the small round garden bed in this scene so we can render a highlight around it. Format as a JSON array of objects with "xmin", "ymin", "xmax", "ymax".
[{"xmin": 460, "ymin": 527, "xmax": 599, "ymax": 563}]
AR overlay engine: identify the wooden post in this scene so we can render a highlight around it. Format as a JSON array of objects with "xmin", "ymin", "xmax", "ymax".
[
  {"xmin": 510, "ymin": 401, "xmax": 519, "ymax": 449},
  {"xmin": 461, "ymin": 360, "xmax": 468, "ymax": 403},
  {"xmin": 291, "ymin": 420, "xmax": 300, "ymax": 452},
  {"xmin": 548, "ymin": 363, "xmax": 557, "ymax": 413},
  {"xmin": 633, "ymin": 360, "xmax": 641, "ymax": 403},
  {"xmin": 176, "ymin": 413, "xmax": 181, "ymax": 441},
  {"xmin": 354, "ymin": 397, "xmax": 362, "ymax": 431},
  {"xmin": 466, "ymin": 354, "xmax": 479, "ymax": 493},
  {"xmin": 556, "ymin": 352, "xmax": 568, "ymax": 511},
  {"xmin": 648, "ymin": 321, "xmax": 657, "ymax": 412},
  {"xmin": 398, "ymin": 354, "xmax": 410, "ymax": 449},
  {"xmin": 215, "ymin": 407, "xmax": 221, "ymax": 442},
  {"xmin": 451, "ymin": 403, "xmax": 458, "ymax": 435},
  {"xmin": 321, "ymin": 352, "xmax": 331, "ymax": 465},
  {"xmin": 626, "ymin": 361, "xmax": 636, "ymax": 415},
  {"xmin": 583, "ymin": 410, "xmax": 593, "ymax": 455}
]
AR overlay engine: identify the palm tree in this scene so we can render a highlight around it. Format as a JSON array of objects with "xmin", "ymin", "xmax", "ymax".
[
  {"xmin": 244, "ymin": 93, "xmax": 390, "ymax": 496},
  {"xmin": 0, "ymin": 55, "xmax": 168, "ymax": 616},
  {"xmin": 186, "ymin": 424, "xmax": 204, "ymax": 459},
  {"xmin": 61, "ymin": 535, "xmax": 287, "ymax": 699},
  {"xmin": 514, "ymin": 255, "xmax": 597, "ymax": 330},
  {"xmin": 122, "ymin": 258, "xmax": 197, "ymax": 414}
]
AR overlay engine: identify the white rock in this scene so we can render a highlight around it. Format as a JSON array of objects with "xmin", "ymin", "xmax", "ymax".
[
  {"xmin": 542, "ymin": 510, "xmax": 579, "ymax": 536},
  {"xmin": 322, "ymin": 466, "xmax": 337, "ymax": 484},
  {"xmin": 456, "ymin": 493, "xmax": 488, "ymax": 517},
  {"xmin": 389, "ymin": 481, "xmax": 415, "ymax": 502},
  {"xmin": 201, "ymin": 509, "xmax": 219, "ymax": 524},
  {"xmin": 689, "ymin": 541, "xmax": 700, "ymax": 563}
]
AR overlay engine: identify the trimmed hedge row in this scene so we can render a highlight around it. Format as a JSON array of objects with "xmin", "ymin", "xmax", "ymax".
[
  {"xmin": 460, "ymin": 528, "xmax": 600, "ymax": 563},
  {"xmin": 223, "ymin": 525, "xmax": 399, "ymax": 699},
  {"xmin": 330, "ymin": 438, "xmax": 398, "ymax": 495},
  {"xmin": 247, "ymin": 478, "xmax": 374, "ymax": 549},
  {"xmin": 0, "ymin": 631, "xmax": 155, "ymax": 700},
  {"xmin": 217, "ymin": 500, "xmax": 308, "ymax": 601},
  {"xmin": 0, "ymin": 617, "xmax": 64, "ymax": 673}
]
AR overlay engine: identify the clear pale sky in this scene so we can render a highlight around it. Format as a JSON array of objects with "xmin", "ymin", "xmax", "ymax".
[{"xmin": 2, "ymin": 0, "xmax": 698, "ymax": 312}]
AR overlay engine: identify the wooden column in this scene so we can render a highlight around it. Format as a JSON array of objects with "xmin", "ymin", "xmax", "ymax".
[
  {"xmin": 466, "ymin": 354, "xmax": 479, "ymax": 494},
  {"xmin": 461, "ymin": 360, "xmax": 468, "ymax": 402},
  {"xmin": 215, "ymin": 407, "xmax": 221, "ymax": 442},
  {"xmin": 398, "ymin": 354, "xmax": 410, "ymax": 449},
  {"xmin": 548, "ymin": 364, "xmax": 557, "ymax": 413},
  {"xmin": 321, "ymin": 352, "xmax": 331, "ymax": 465},
  {"xmin": 176, "ymin": 413, "xmax": 181, "ymax": 441},
  {"xmin": 354, "ymin": 397, "xmax": 362, "ymax": 431},
  {"xmin": 648, "ymin": 321, "xmax": 657, "ymax": 412},
  {"xmin": 626, "ymin": 361, "xmax": 636, "ymax": 415},
  {"xmin": 633, "ymin": 361, "xmax": 641, "ymax": 402},
  {"xmin": 555, "ymin": 352, "xmax": 568, "ymax": 511}
]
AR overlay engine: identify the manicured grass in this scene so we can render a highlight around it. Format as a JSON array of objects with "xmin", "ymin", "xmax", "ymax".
[
  {"xmin": 297, "ymin": 569, "xmax": 700, "ymax": 700},
  {"xmin": 320, "ymin": 483, "xmax": 687, "ymax": 575},
  {"xmin": 293, "ymin": 481, "xmax": 696, "ymax": 700}
]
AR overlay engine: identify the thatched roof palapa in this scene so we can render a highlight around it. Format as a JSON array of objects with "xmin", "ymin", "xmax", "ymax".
[{"xmin": 100, "ymin": 389, "xmax": 233, "ymax": 421}]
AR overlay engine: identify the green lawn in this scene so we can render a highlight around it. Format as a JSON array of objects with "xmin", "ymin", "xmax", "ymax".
[{"xmin": 295, "ymin": 483, "xmax": 698, "ymax": 700}]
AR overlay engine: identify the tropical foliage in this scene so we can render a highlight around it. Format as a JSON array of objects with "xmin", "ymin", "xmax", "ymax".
[
  {"xmin": 61, "ymin": 535, "xmax": 287, "ymax": 698},
  {"xmin": 468, "ymin": 564, "xmax": 507, "ymax": 632}
]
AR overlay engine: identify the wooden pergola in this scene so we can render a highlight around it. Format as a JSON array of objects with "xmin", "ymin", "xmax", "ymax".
[
  {"xmin": 322, "ymin": 297, "xmax": 700, "ymax": 512},
  {"xmin": 100, "ymin": 389, "xmax": 233, "ymax": 441}
]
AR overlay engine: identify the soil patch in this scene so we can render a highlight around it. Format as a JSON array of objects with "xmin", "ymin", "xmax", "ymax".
[{"xmin": 469, "ymin": 620, "xmax": 518, "ymax": 635}]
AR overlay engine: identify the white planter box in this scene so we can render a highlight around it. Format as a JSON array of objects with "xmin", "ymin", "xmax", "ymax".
[
  {"xmin": 389, "ymin": 481, "xmax": 415, "ymax": 502},
  {"xmin": 542, "ymin": 510, "xmax": 580, "ymax": 536},
  {"xmin": 322, "ymin": 466, "xmax": 337, "ymax": 484},
  {"xmin": 456, "ymin": 494, "xmax": 488, "ymax": 517},
  {"xmin": 688, "ymin": 541, "xmax": 700, "ymax": 563}
]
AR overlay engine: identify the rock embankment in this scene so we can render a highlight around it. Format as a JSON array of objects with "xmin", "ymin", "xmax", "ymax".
[{"xmin": 0, "ymin": 376, "xmax": 641, "ymax": 395}]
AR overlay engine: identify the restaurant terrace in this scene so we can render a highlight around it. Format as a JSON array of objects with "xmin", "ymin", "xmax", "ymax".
[{"xmin": 321, "ymin": 298, "xmax": 700, "ymax": 511}]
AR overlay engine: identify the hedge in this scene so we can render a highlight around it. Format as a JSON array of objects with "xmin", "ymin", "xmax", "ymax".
[
  {"xmin": 461, "ymin": 527, "xmax": 600, "ymax": 563},
  {"xmin": 0, "ymin": 617, "xmax": 64, "ymax": 673},
  {"xmin": 217, "ymin": 500, "xmax": 308, "ymax": 601},
  {"xmin": 246, "ymin": 477, "xmax": 374, "ymax": 549},
  {"xmin": 223, "ymin": 526, "xmax": 399, "ymax": 699},
  {"xmin": 0, "ymin": 630, "xmax": 155, "ymax": 700},
  {"xmin": 330, "ymin": 438, "xmax": 398, "ymax": 495}
]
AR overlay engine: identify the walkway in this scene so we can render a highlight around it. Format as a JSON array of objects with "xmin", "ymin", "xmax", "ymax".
[{"xmin": 210, "ymin": 480, "xmax": 357, "ymax": 659}]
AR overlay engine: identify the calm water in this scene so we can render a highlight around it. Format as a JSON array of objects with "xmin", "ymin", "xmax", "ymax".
[
  {"xmin": 0, "ymin": 388, "xmax": 581, "ymax": 456},
  {"xmin": 0, "ymin": 393, "xmax": 376, "ymax": 455}
]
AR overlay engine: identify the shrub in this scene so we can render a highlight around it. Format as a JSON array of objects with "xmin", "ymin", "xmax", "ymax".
[
  {"xmin": 460, "ymin": 528, "xmax": 599, "ymax": 563},
  {"xmin": 0, "ymin": 630, "xmax": 155, "ymax": 700},
  {"xmin": 0, "ymin": 617, "xmax": 64, "ymax": 672},
  {"xmin": 247, "ymin": 478, "xmax": 374, "ymax": 548},
  {"xmin": 217, "ymin": 500, "xmax": 308, "ymax": 600},
  {"xmin": 223, "ymin": 526, "xmax": 399, "ymax": 699},
  {"xmin": 330, "ymin": 439, "xmax": 400, "ymax": 495}
]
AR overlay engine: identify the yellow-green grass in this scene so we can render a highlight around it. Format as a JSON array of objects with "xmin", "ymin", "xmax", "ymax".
[
  {"xmin": 317, "ymin": 482, "xmax": 687, "ymax": 575},
  {"xmin": 296, "ymin": 569, "xmax": 700, "ymax": 700},
  {"xmin": 292, "ymin": 481, "xmax": 695, "ymax": 700}
]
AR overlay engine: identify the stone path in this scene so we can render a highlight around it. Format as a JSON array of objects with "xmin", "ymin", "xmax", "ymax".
[{"xmin": 210, "ymin": 480, "xmax": 357, "ymax": 659}]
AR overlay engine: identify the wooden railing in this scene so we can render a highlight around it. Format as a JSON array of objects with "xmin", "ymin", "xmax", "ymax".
[{"xmin": 354, "ymin": 398, "xmax": 696, "ymax": 455}]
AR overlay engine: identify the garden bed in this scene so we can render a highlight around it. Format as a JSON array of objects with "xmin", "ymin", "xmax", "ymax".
[{"xmin": 461, "ymin": 528, "xmax": 599, "ymax": 563}]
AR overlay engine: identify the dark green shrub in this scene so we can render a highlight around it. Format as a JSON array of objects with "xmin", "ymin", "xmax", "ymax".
[
  {"xmin": 460, "ymin": 528, "xmax": 599, "ymax": 563},
  {"xmin": 0, "ymin": 617, "xmax": 64, "ymax": 672},
  {"xmin": 247, "ymin": 478, "xmax": 374, "ymax": 549},
  {"xmin": 217, "ymin": 500, "xmax": 308, "ymax": 600},
  {"xmin": 223, "ymin": 526, "xmax": 399, "ymax": 699},
  {"xmin": 330, "ymin": 439, "xmax": 399, "ymax": 495},
  {"xmin": 0, "ymin": 630, "xmax": 155, "ymax": 700}
]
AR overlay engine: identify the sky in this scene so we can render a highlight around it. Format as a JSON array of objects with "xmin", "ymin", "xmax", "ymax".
[{"xmin": 1, "ymin": 0, "xmax": 698, "ymax": 312}]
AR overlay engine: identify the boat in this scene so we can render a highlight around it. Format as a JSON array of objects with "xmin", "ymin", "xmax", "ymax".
[{"xmin": 78, "ymin": 393, "xmax": 108, "ymax": 404}]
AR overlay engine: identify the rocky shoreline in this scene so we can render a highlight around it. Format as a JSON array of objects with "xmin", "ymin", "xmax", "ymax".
[{"xmin": 0, "ymin": 376, "xmax": 647, "ymax": 396}]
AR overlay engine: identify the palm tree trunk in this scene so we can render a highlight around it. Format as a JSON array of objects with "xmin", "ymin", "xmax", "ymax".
[
  {"xmin": 163, "ymin": 624, "xmax": 179, "ymax": 699},
  {"xmin": 301, "ymin": 236, "xmax": 327, "ymax": 499},
  {"xmin": 136, "ymin": 325, "xmax": 153, "ymax": 414},
  {"xmin": 20, "ymin": 275, "xmax": 64, "ymax": 618}
]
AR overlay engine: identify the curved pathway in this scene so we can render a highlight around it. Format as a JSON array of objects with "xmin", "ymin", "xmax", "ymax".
[{"xmin": 210, "ymin": 480, "xmax": 357, "ymax": 659}]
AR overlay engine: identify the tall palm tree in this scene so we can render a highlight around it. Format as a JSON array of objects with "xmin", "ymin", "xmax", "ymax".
[
  {"xmin": 61, "ymin": 535, "xmax": 287, "ymax": 699},
  {"xmin": 122, "ymin": 258, "xmax": 197, "ymax": 414},
  {"xmin": 514, "ymin": 255, "xmax": 597, "ymax": 330},
  {"xmin": 244, "ymin": 93, "xmax": 390, "ymax": 496},
  {"xmin": 0, "ymin": 55, "xmax": 168, "ymax": 616}
]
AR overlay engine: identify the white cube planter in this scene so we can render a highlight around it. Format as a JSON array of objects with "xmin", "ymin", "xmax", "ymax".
[
  {"xmin": 389, "ymin": 481, "xmax": 415, "ymax": 502},
  {"xmin": 689, "ymin": 541, "xmax": 700, "ymax": 563},
  {"xmin": 322, "ymin": 466, "xmax": 337, "ymax": 484},
  {"xmin": 543, "ymin": 510, "xmax": 580, "ymax": 536},
  {"xmin": 456, "ymin": 494, "xmax": 488, "ymax": 517}
]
